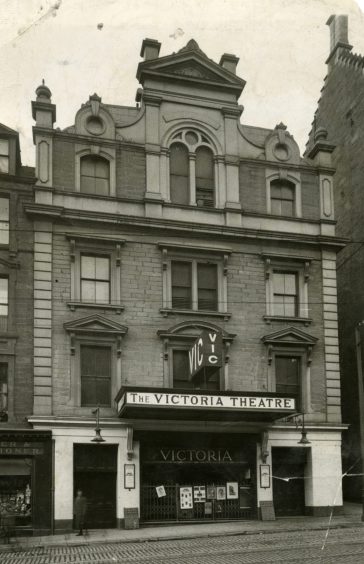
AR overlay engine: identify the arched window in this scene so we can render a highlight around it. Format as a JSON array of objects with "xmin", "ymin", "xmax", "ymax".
[
  {"xmin": 80, "ymin": 155, "xmax": 110, "ymax": 196},
  {"xmin": 270, "ymin": 179, "xmax": 295, "ymax": 217},
  {"xmin": 169, "ymin": 143, "xmax": 189, "ymax": 205},
  {"xmin": 196, "ymin": 146, "xmax": 214, "ymax": 207}
]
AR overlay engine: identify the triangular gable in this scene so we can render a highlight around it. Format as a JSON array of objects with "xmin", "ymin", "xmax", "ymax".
[
  {"xmin": 137, "ymin": 41, "xmax": 245, "ymax": 93},
  {"xmin": 0, "ymin": 123, "xmax": 18, "ymax": 137},
  {"xmin": 64, "ymin": 314, "xmax": 128, "ymax": 335},
  {"xmin": 261, "ymin": 326, "xmax": 318, "ymax": 346}
]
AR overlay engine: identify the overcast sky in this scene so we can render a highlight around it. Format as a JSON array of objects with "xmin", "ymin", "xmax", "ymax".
[{"xmin": 0, "ymin": 0, "xmax": 364, "ymax": 166}]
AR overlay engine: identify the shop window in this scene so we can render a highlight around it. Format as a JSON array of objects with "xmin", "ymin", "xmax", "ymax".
[
  {"xmin": 0, "ymin": 363, "xmax": 8, "ymax": 419},
  {"xmin": 196, "ymin": 146, "xmax": 214, "ymax": 208},
  {"xmin": 170, "ymin": 143, "xmax": 189, "ymax": 205},
  {"xmin": 80, "ymin": 155, "xmax": 110, "ymax": 196},
  {"xmin": 171, "ymin": 260, "xmax": 218, "ymax": 312},
  {"xmin": 0, "ymin": 197, "xmax": 9, "ymax": 245},
  {"xmin": 0, "ymin": 460, "xmax": 32, "ymax": 526},
  {"xmin": 80, "ymin": 255, "xmax": 110, "ymax": 305},
  {"xmin": 270, "ymin": 179, "xmax": 295, "ymax": 217},
  {"xmin": 275, "ymin": 356, "xmax": 301, "ymax": 406},
  {"xmin": 272, "ymin": 271, "xmax": 298, "ymax": 317},
  {"xmin": 0, "ymin": 140, "xmax": 9, "ymax": 174},
  {"xmin": 80, "ymin": 345, "xmax": 111, "ymax": 407},
  {"xmin": 172, "ymin": 349, "xmax": 220, "ymax": 391}
]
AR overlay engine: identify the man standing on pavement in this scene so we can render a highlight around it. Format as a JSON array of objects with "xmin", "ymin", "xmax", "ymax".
[{"xmin": 74, "ymin": 490, "xmax": 87, "ymax": 536}]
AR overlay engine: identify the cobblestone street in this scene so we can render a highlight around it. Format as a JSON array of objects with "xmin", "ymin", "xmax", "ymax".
[{"xmin": 2, "ymin": 527, "xmax": 364, "ymax": 564}]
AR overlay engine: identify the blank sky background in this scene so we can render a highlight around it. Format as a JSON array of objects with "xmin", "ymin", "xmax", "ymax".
[{"xmin": 0, "ymin": 0, "xmax": 364, "ymax": 166}]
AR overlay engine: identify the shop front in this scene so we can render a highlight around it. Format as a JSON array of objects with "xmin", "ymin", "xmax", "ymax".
[
  {"xmin": 0, "ymin": 430, "xmax": 52, "ymax": 535},
  {"xmin": 138, "ymin": 431, "xmax": 257, "ymax": 523}
]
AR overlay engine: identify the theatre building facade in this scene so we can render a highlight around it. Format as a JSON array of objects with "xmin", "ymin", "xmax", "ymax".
[{"xmin": 27, "ymin": 38, "xmax": 345, "ymax": 531}]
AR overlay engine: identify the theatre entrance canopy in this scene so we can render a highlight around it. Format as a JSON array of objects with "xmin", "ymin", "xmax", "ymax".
[{"xmin": 115, "ymin": 387, "xmax": 297, "ymax": 423}]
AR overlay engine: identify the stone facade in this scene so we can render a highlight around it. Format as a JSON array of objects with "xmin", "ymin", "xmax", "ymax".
[
  {"xmin": 305, "ymin": 14, "xmax": 364, "ymax": 499},
  {"xmin": 26, "ymin": 38, "xmax": 345, "ymax": 530}
]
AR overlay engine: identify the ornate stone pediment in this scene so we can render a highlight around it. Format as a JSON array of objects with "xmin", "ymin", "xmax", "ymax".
[
  {"xmin": 261, "ymin": 327, "xmax": 318, "ymax": 346},
  {"xmin": 137, "ymin": 39, "xmax": 245, "ymax": 93},
  {"xmin": 64, "ymin": 314, "xmax": 128, "ymax": 336}
]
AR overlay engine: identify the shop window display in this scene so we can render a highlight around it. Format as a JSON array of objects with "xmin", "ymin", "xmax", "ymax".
[{"xmin": 0, "ymin": 460, "xmax": 32, "ymax": 526}]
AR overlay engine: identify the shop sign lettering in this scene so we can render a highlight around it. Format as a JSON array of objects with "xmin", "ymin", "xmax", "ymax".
[
  {"xmin": 0, "ymin": 441, "xmax": 43, "ymax": 455},
  {"xmin": 159, "ymin": 448, "xmax": 233, "ymax": 463},
  {"xmin": 123, "ymin": 392, "xmax": 295, "ymax": 411}
]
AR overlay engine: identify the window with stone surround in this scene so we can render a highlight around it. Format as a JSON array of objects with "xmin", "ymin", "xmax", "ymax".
[
  {"xmin": 270, "ymin": 179, "xmax": 295, "ymax": 217},
  {"xmin": 159, "ymin": 243, "xmax": 230, "ymax": 319},
  {"xmin": 0, "ymin": 140, "xmax": 9, "ymax": 174},
  {"xmin": 67, "ymin": 235, "xmax": 124, "ymax": 313},
  {"xmin": 64, "ymin": 314, "xmax": 128, "ymax": 409},
  {"xmin": 266, "ymin": 170, "xmax": 301, "ymax": 218},
  {"xmin": 272, "ymin": 271, "xmax": 298, "ymax": 317},
  {"xmin": 0, "ymin": 363, "xmax": 8, "ymax": 420},
  {"xmin": 80, "ymin": 345, "xmax": 111, "ymax": 407},
  {"xmin": 0, "ymin": 198, "xmax": 9, "ymax": 246},
  {"xmin": 172, "ymin": 348, "xmax": 220, "ymax": 391},
  {"xmin": 0, "ymin": 277, "xmax": 8, "ymax": 331},
  {"xmin": 275, "ymin": 356, "xmax": 301, "ymax": 406},
  {"xmin": 80, "ymin": 255, "xmax": 110, "ymax": 304},
  {"xmin": 262, "ymin": 327, "xmax": 318, "ymax": 413},
  {"xmin": 80, "ymin": 155, "xmax": 110, "ymax": 196},
  {"xmin": 263, "ymin": 253, "xmax": 311, "ymax": 324},
  {"xmin": 168, "ymin": 130, "xmax": 216, "ymax": 208}
]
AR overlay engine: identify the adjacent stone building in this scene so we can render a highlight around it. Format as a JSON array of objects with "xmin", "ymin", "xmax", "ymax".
[
  {"xmin": 305, "ymin": 15, "xmax": 364, "ymax": 500},
  {"xmin": 0, "ymin": 123, "xmax": 52, "ymax": 535},
  {"xmin": 27, "ymin": 38, "xmax": 345, "ymax": 531}
]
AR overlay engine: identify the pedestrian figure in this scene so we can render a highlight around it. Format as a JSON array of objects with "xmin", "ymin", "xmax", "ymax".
[{"xmin": 74, "ymin": 490, "xmax": 87, "ymax": 536}]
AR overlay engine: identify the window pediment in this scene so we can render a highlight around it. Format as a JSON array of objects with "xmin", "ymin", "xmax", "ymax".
[
  {"xmin": 64, "ymin": 314, "xmax": 128, "ymax": 336},
  {"xmin": 157, "ymin": 321, "xmax": 235, "ymax": 343},
  {"xmin": 261, "ymin": 327, "xmax": 317, "ymax": 347}
]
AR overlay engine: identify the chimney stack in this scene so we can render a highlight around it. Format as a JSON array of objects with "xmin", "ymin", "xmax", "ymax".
[
  {"xmin": 326, "ymin": 15, "xmax": 352, "ymax": 60},
  {"xmin": 140, "ymin": 38, "xmax": 161, "ymax": 61},
  {"xmin": 219, "ymin": 53, "xmax": 239, "ymax": 74}
]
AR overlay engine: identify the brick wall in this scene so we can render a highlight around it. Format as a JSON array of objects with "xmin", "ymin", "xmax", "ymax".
[
  {"xmin": 0, "ymin": 178, "xmax": 34, "ymax": 422},
  {"xmin": 50, "ymin": 229, "xmax": 327, "ymax": 419},
  {"xmin": 308, "ymin": 54, "xmax": 364, "ymax": 495},
  {"xmin": 239, "ymin": 163, "xmax": 321, "ymax": 219}
]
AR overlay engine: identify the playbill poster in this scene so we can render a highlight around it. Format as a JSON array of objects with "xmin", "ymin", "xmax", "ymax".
[{"xmin": 180, "ymin": 486, "xmax": 193, "ymax": 509}]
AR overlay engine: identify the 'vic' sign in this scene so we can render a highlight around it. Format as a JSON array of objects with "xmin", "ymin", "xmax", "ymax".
[{"xmin": 188, "ymin": 330, "xmax": 223, "ymax": 381}]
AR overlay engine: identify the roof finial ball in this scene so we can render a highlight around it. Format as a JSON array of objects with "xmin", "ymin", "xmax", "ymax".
[
  {"xmin": 314, "ymin": 127, "xmax": 328, "ymax": 143},
  {"xmin": 35, "ymin": 80, "xmax": 52, "ymax": 103}
]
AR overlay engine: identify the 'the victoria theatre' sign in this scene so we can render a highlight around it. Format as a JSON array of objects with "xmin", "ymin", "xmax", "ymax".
[{"xmin": 120, "ymin": 391, "xmax": 296, "ymax": 412}]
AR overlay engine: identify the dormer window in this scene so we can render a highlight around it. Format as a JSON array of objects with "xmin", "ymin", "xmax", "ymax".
[
  {"xmin": 0, "ymin": 140, "xmax": 9, "ymax": 174},
  {"xmin": 169, "ymin": 130, "xmax": 216, "ymax": 208},
  {"xmin": 80, "ymin": 155, "xmax": 110, "ymax": 196}
]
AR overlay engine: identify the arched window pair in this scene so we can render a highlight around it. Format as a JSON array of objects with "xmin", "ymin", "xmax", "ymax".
[
  {"xmin": 80, "ymin": 155, "xmax": 110, "ymax": 196},
  {"xmin": 169, "ymin": 131, "xmax": 215, "ymax": 208}
]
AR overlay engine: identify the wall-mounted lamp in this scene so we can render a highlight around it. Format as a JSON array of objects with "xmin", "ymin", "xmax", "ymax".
[
  {"xmin": 286, "ymin": 412, "xmax": 311, "ymax": 445},
  {"xmin": 91, "ymin": 406, "xmax": 105, "ymax": 443}
]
